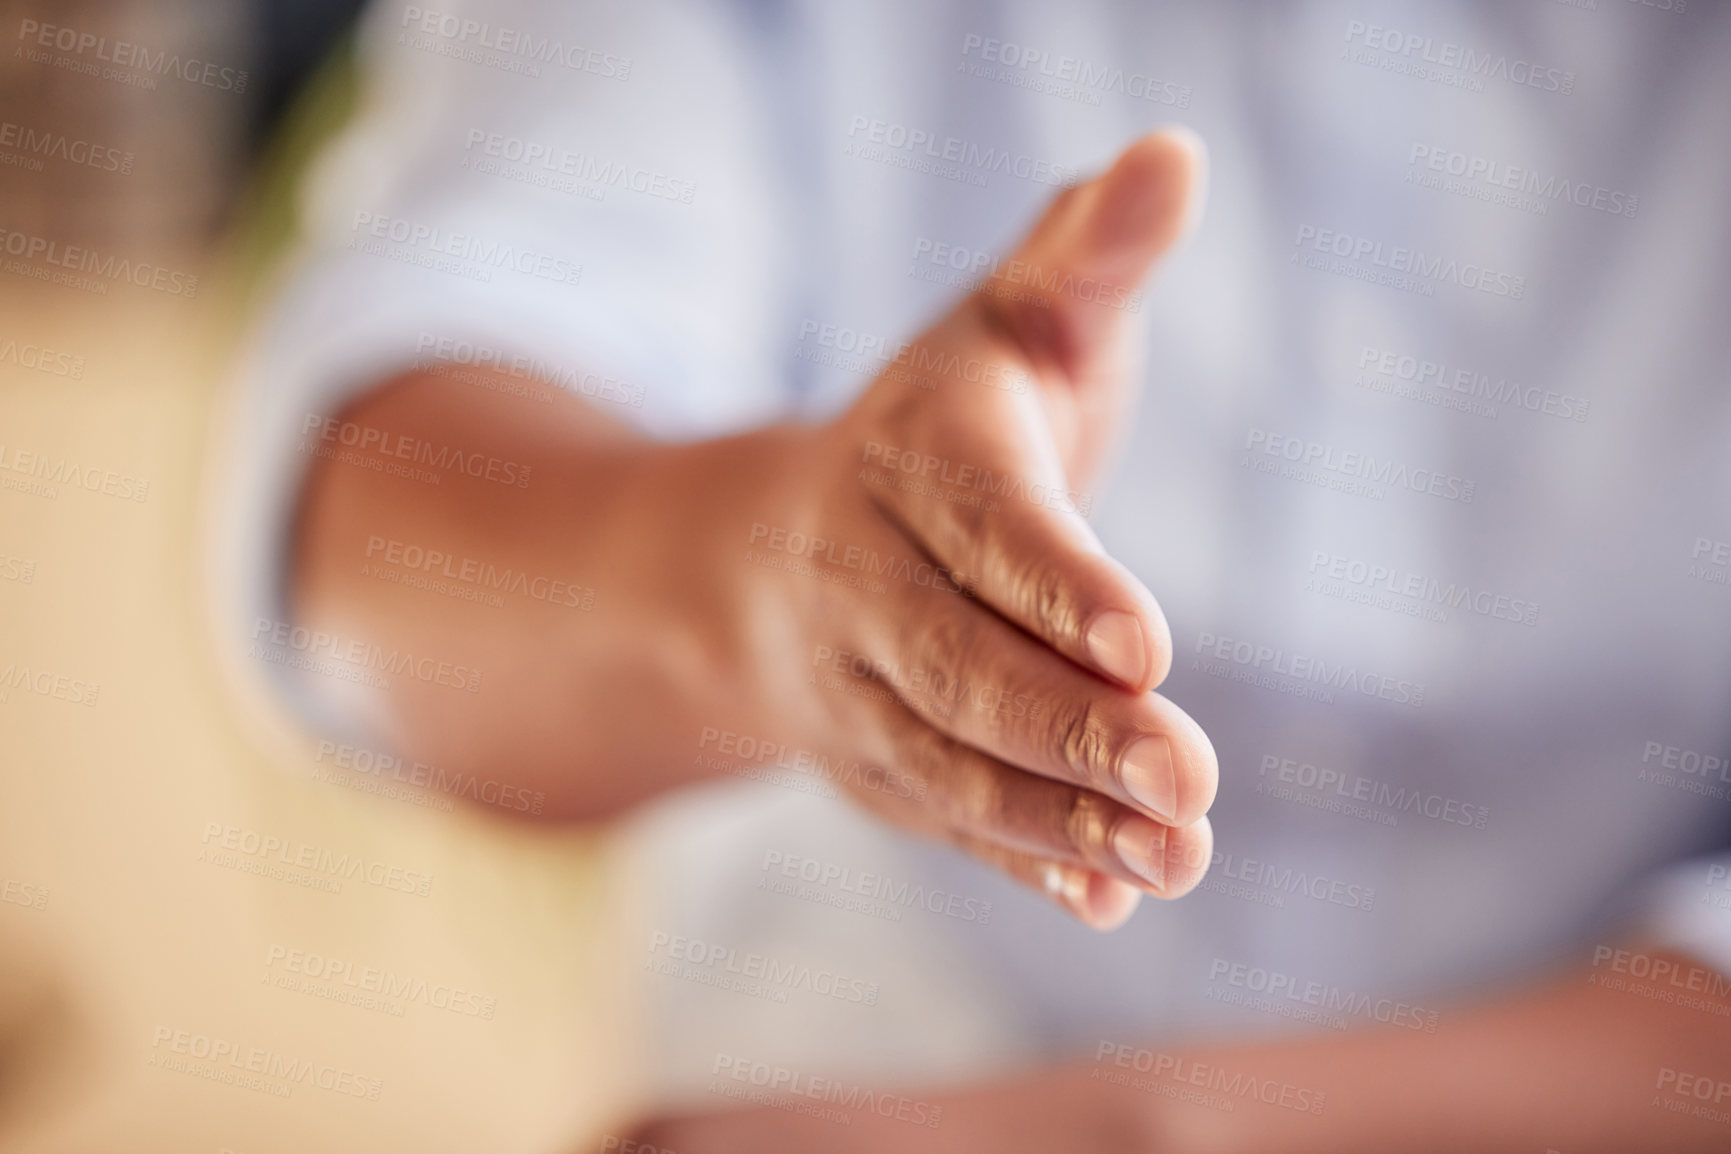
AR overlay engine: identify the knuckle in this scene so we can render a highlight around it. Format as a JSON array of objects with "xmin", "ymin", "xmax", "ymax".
[
  {"xmin": 870, "ymin": 387, "xmax": 925, "ymax": 446},
  {"xmin": 907, "ymin": 730, "xmax": 999, "ymax": 832},
  {"xmin": 896, "ymin": 717, "xmax": 948, "ymax": 779},
  {"xmin": 962, "ymin": 767, "xmax": 1012, "ymax": 834},
  {"xmin": 943, "ymin": 487, "xmax": 994, "ymax": 562},
  {"xmin": 912, "ymin": 604, "xmax": 980, "ymax": 685},
  {"xmin": 883, "ymin": 722, "xmax": 953, "ymax": 827},
  {"xmin": 1063, "ymin": 790, "xmax": 1115, "ymax": 859},
  {"xmin": 1020, "ymin": 555, "xmax": 1081, "ymax": 646},
  {"xmin": 1044, "ymin": 692, "xmax": 1113, "ymax": 786}
]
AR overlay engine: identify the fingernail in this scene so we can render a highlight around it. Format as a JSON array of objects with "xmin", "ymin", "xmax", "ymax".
[
  {"xmin": 1157, "ymin": 124, "xmax": 1210, "ymax": 240},
  {"xmin": 1086, "ymin": 610, "xmax": 1147, "ymax": 686},
  {"xmin": 1042, "ymin": 862, "xmax": 1067, "ymax": 897},
  {"xmin": 1165, "ymin": 814, "xmax": 1213, "ymax": 894},
  {"xmin": 1111, "ymin": 814, "xmax": 1168, "ymax": 890},
  {"xmin": 1120, "ymin": 735, "xmax": 1177, "ymax": 822},
  {"xmin": 1048, "ymin": 863, "xmax": 1142, "ymax": 930}
]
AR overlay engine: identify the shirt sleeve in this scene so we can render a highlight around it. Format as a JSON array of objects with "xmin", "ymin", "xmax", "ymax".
[
  {"xmin": 1631, "ymin": 850, "xmax": 1731, "ymax": 979},
  {"xmin": 209, "ymin": 0, "xmax": 792, "ymax": 739}
]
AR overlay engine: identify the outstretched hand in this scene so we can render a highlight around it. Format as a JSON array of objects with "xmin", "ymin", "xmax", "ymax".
[{"xmin": 292, "ymin": 131, "xmax": 1214, "ymax": 930}]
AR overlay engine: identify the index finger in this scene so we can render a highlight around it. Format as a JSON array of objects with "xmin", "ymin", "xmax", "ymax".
[{"xmin": 859, "ymin": 414, "xmax": 1171, "ymax": 692}]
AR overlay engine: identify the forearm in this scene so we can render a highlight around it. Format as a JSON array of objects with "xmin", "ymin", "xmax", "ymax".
[
  {"xmin": 1132, "ymin": 950, "xmax": 1731, "ymax": 1153},
  {"xmin": 632, "ymin": 952, "xmax": 1731, "ymax": 1153},
  {"xmin": 290, "ymin": 367, "xmax": 810, "ymax": 819}
]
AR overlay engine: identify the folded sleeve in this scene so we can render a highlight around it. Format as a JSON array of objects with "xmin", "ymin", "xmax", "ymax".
[
  {"xmin": 210, "ymin": 0, "xmax": 793, "ymax": 739},
  {"xmin": 1632, "ymin": 851, "xmax": 1731, "ymax": 980}
]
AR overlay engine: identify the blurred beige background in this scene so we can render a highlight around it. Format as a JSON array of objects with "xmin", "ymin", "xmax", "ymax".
[
  {"xmin": 0, "ymin": 275, "xmax": 647, "ymax": 1154},
  {"xmin": 0, "ymin": 1, "xmax": 649, "ymax": 1148}
]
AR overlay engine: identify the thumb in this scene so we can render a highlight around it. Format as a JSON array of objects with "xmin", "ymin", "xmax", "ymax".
[{"xmin": 979, "ymin": 127, "xmax": 1206, "ymax": 387}]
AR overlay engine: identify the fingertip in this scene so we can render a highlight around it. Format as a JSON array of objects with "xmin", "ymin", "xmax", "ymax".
[
  {"xmin": 1082, "ymin": 606, "xmax": 1169, "ymax": 693},
  {"xmin": 1045, "ymin": 862, "xmax": 1142, "ymax": 929},
  {"xmin": 1145, "ymin": 600, "xmax": 1174, "ymax": 689},
  {"xmin": 1088, "ymin": 556, "xmax": 1170, "ymax": 693},
  {"xmin": 1163, "ymin": 705, "xmax": 1218, "ymax": 820},
  {"xmin": 1159, "ymin": 814, "xmax": 1214, "ymax": 899},
  {"xmin": 1136, "ymin": 695, "xmax": 1218, "ymax": 826},
  {"xmin": 1082, "ymin": 872, "xmax": 1143, "ymax": 931},
  {"xmin": 1140, "ymin": 126, "xmax": 1209, "ymax": 241},
  {"xmin": 1099, "ymin": 127, "xmax": 1208, "ymax": 257},
  {"xmin": 1084, "ymin": 613, "xmax": 1170, "ymax": 696},
  {"xmin": 1154, "ymin": 125, "xmax": 1209, "ymax": 211},
  {"xmin": 1175, "ymin": 711, "xmax": 1219, "ymax": 819}
]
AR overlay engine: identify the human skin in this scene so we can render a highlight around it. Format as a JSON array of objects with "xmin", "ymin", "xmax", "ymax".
[
  {"xmin": 289, "ymin": 128, "xmax": 1731, "ymax": 1148},
  {"xmin": 291, "ymin": 132, "xmax": 1216, "ymax": 928},
  {"xmin": 626, "ymin": 947, "xmax": 1731, "ymax": 1153}
]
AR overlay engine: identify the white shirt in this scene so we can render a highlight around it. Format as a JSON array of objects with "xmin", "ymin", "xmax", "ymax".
[{"xmin": 217, "ymin": 0, "xmax": 1731, "ymax": 1093}]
